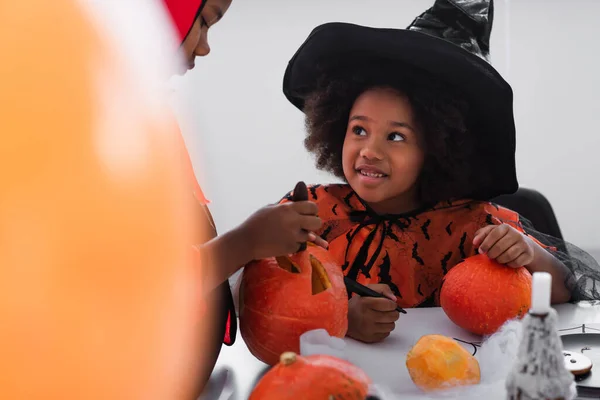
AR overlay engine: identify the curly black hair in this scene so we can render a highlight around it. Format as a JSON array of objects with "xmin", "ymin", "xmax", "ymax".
[{"xmin": 303, "ymin": 57, "xmax": 489, "ymax": 206}]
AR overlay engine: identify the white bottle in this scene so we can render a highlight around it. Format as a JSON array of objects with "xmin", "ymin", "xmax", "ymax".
[{"xmin": 505, "ymin": 272, "xmax": 576, "ymax": 400}]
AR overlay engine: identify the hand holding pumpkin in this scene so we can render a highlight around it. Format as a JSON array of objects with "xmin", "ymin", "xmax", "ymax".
[
  {"xmin": 240, "ymin": 201, "xmax": 328, "ymax": 260},
  {"xmin": 473, "ymin": 223, "xmax": 535, "ymax": 268},
  {"xmin": 347, "ymin": 283, "xmax": 400, "ymax": 343}
]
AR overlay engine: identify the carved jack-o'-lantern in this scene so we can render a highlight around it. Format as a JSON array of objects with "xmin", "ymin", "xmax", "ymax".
[{"xmin": 239, "ymin": 244, "xmax": 348, "ymax": 366}]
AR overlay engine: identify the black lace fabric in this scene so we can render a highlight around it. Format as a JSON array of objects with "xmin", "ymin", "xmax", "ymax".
[{"xmin": 518, "ymin": 216, "xmax": 600, "ymax": 302}]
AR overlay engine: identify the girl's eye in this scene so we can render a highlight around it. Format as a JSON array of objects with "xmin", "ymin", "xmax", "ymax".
[
  {"xmin": 388, "ymin": 132, "xmax": 405, "ymax": 142},
  {"xmin": 352, "ymin": 126, "xmax": 367, "ymax": 136}
]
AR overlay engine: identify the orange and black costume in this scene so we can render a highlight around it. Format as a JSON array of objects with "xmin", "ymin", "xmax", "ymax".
[{"xmin": 280, "ymin": 184, "xmax": 600, "ymax": 306}]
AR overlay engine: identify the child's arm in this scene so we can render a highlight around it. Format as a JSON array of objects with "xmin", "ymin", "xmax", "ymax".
[
  {"xmin": 527, "ymin": 241, "xmax": 572, "ymax": 303},
  {"xmin": 473, "ymin": 224, "xmax": 571, "ymax": 304},
  {"xmin": 199, "ymin": 201, "xmax": 326, "ymax": 293},
  {"xmin": 198, "ymin": 225, "xmax": 254, "ymax": 294}
]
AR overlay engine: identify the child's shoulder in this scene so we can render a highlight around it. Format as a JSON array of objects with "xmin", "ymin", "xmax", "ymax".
[
  {"xmin": 428, "ymin": 198, "xmax": 521, "ymax": 225},
  {"xmin": 469, "ymin": 199, "xmax": 520, "ymax": 221}
]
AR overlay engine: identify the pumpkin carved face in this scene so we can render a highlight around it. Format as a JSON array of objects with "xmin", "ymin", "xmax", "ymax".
[
  {"xmin": 239, "ymin": 244, "xmax": 348, "ymax": 366},
  {"xmin": 249, "ymin": 352, "xmax": 371, "ymax": 400},
  {"xmin": 440, "ymin": 254, "xmax": 532, "ymax": 336}
]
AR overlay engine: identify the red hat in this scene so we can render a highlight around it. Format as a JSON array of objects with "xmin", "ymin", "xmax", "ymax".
[{"xmin": 162, "ymin": 0, "xmax": 205, "ymax": 44}]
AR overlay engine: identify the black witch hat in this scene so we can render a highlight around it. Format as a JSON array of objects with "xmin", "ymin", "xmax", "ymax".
[{"xmin": 282, "ymin": 0, "xmax": 518, "ymax": 200}]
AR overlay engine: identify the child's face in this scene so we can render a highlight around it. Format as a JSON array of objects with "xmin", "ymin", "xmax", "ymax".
[
  {"xmin": 179, "ymin": 0, "xmax": 232, "ymax": 73},
  {"xmin": 342, "ymin": 87, "xmax": 425, "ymax": 213}
]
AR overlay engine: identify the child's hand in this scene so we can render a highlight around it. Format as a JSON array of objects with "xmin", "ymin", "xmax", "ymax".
[
  {"xmin": 240, "ymin": 202, "xmax": 328, "ymax": 261},
  {"xmin": 346, "ymin": 284, "xmax": 400, "ymax": 343},
  {"xmin": 473, "ymin": 223, "xmax": 535, "ymax": 268}
]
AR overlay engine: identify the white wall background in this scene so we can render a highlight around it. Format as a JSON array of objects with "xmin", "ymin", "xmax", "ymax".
[{"xmin": 169, "ymin": 0, "xmax": 600, "ymax": 263}]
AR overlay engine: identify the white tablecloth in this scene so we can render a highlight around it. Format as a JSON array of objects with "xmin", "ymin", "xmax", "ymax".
[{"xmin": 204, "ymin": 301, "xmax": 600, "ymax": 400}]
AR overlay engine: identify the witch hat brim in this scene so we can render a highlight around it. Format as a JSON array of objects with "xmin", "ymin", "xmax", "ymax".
[{"xmin": 282, "ymin": 20, "xmax": 518, "ymax": 200}]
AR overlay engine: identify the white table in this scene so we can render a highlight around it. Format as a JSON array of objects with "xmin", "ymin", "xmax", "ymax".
[{"xmin": 201, "ymin": 301, "xmax": 600, "ymax": 400}]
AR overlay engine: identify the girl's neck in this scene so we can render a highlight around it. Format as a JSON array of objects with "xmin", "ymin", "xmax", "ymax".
[{"xmin": 364, "ymin": 189, "xmax": 423, "ymax": 216}]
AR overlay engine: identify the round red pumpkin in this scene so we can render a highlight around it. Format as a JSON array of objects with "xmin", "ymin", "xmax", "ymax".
[
  {"xmin": 249, "ymin": 352, "xmax": 371, "ymax": 400},
  {"xmin": 440, "ymin": 254, "xmax": 532, "ymax": 336},
  {"xmin": 239, "ymin": 244, "xmax": 348, "ymax": 366}
]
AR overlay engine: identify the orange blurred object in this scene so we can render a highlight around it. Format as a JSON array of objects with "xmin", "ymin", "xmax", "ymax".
[{"xmin": 0, "ymin": 0, "xmax": 211, "ymax": 398}]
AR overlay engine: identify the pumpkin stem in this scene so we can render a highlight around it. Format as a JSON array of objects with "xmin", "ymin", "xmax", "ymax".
[{"xmin": 280, "ymin": 352, "xmax": 297, "ymax": 366}]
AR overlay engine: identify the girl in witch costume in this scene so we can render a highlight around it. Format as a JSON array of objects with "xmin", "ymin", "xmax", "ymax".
[
  {"xmin": 162, "ymin": 0, "xmax": 326, "ymax": 393},
  {"xmin": 279, "ymin": 0, "xmax": 600, "ymax": 344}
]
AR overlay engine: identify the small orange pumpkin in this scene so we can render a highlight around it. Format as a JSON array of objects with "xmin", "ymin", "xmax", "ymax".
[
  {"xmin": 239, "ymin": 244, "xmax": 348, "ymax": 366},
  {"xmin": 249, "ymin": 351, "xmax": 371, "ymax": 400},
  {"xmin": 440, "ymin": 254, "xmax": 532, "ymax": 336},
  {"xmin": 406, "ymin": 335, "xmax": 481, "ymax": 392}
]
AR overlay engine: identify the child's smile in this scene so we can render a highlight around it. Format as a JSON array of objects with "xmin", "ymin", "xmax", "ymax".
[{"xmin": 356, "ymin": 164, "xmax": 389, "ymax": 185}]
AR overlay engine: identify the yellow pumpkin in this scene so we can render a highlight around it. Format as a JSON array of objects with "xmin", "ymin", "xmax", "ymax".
[{"xmin": 406, "ymin": 334, "xmax": 481, "ymax": 392}]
